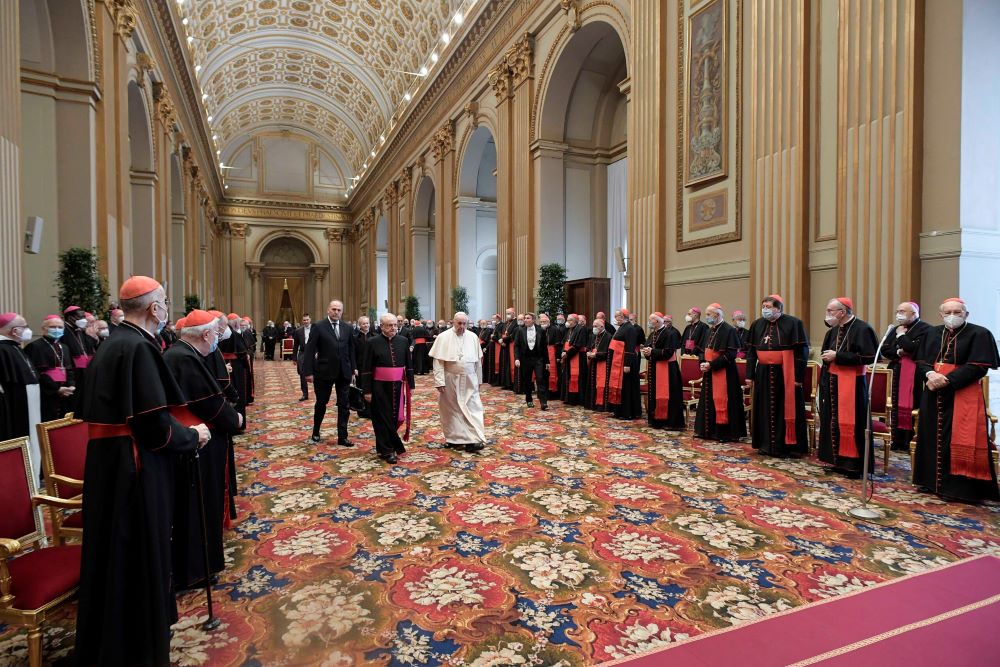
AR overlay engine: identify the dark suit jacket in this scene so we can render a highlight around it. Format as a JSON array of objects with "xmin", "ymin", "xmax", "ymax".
[
  {"xmin": 302, "ymin": 318, "xmax": 356, "ymax": 381},
  {"xmin": 514, "ymin": 324, "xmax": 547, "ymax": 363},
  {"xmin": 292, "ymin": 326, "xmax": 312, "ymax": 359}
]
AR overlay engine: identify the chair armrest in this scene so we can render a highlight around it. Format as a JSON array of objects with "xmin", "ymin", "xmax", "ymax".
[
  {"xmin": 0, "ymin": 538, "xmax": 23, "ymax": 558},
  {"xmin": 688, "ymin": 378, "xmax": 703, "ymax": 388},
  {"xmin": 32, "ymin": 494, "xmax": 83, "ymax": 510},
  {"xmin": 49, "ymin": 474, "xmax": 84, "ymax": 490}
]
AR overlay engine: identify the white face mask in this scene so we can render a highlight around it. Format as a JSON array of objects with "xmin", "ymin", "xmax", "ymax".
[
  {"xmin": 685, "ymin": 315, "xmax": 693, "ymax": 323},
  {"xmin": 19, "ymin": 328, "xmax": 32, "ymax": 342},
  {"xmin": 75, "ymin": 318, "xmax": 88, "ymax": 329},
  {"xmin": 648, "ymin": 321, "xmax": 655, "ymax": 329},
  {"xmin": 824, "ymin": 314, "xmax": 838, "ymax": 327},
  {"xmin": 220, "ymin": 326, "xmax": 232, "ymax": 340},
  {"xmin": 98, "ymin": 329, "xmax": 110, "ymax": 338},
  {"xmin": 592, "ymin": 327, "xmax": 600, "ymax": 335},
  {"xmin": 736, "ymin": 320, "xmax": 747, "ymax": 329},
  {"xmin": 895, "ymin": 313, "xmax": 913, "ymax": 324},
  {"xmin": 943, "ymin": 314, "xmax": 965, "ymax": 330}
]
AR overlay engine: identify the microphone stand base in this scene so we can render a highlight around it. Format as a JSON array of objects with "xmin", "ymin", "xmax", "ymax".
[
  {"xmin": 202, "ymin": 616, "xmax": 221, "ymax": 631},
  {"xmin": 848, "ymin": 506, "xmax": 881, "ymax": 520}
]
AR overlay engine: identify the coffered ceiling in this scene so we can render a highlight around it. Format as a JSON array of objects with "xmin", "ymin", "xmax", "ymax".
[{"xmin": 177, "ymin": 0, "xmax": 468, "ymax": 198}]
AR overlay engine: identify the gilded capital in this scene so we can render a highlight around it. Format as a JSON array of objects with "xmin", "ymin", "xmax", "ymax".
[
  {"xmin": 325, "ymin": 227, "xmax": 349, "ymax": 243},
  {"xmin": 560, "ymin": 0, "xmax": 582, "ymax": 32},
  {"xmin": 156, "ymin": 94, "xmax": 178, "ymax": 129},
  {"xmin": 488, "ymin": 59, "xmax": 511, "ymax": 103},
  {"xmin": 430, "ymin": 122, "xmax": 455, "ymax": 162},
  {"xmin": 230, "ymin": 222, "xmax": 249, "ymax": 239},
  {"xmin": 464, "ymin": 101, "xmax": 480, "ymax": 128},
  {"xmin": 111, "ymin": 0, "xmax": 137, "ymax": 38},
  {"xmin": 398, "ymin": 167, "xmax": 412, "ymax": 197},
  {"xmin": 507, "ymin": 33, "xmax": 534, "ymax": 87},
  {"xmin": 384, "ymin": 182, "xmax": 399, "ymax": 208}
]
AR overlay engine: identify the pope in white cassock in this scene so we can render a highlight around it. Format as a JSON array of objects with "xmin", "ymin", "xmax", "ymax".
[{"xmin": 429, "ymin": 312, "xmax": 487, "ymax": 453}]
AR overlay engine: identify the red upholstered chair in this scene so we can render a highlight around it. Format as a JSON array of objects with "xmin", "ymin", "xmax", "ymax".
[
  {"xmin": 281, "ymin": 337, "xmax": 294, "ymax": 360},
  {"xmin": 735, "ymin": 358, "xmax": 751, "ymax": 434},
  {"xmin": 866, "ymin": 366, "xmax": 894, "ymax": 472},
  {"xmin": 36, "ymin": 415, "xmax": 87, "ymax": 545},
  {"xmin": 0, "ymin": 437, "xmax": 82, "ymax": 667},
  {"xmin": 680, "ymin": 355, "xmax": 702, "ymax": 424}
]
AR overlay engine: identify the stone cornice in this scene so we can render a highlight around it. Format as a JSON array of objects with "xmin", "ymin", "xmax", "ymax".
[
  {"xmin": 350, "ymin": 0, "xmax": 540, "ymax": 214},
  {"xmin": 219, "ymin": 199, "xmax": 351, "ymax": 224}
]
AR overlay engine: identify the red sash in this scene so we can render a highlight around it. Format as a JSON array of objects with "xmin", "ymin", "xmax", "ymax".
[
  {"xmin": 87, "ymin": 406, "xmax": 204, "ymax": 470},
  {"xmin": 414, "ymin": 338, "xmax": 427, "ymax": 345},
  {"xmin": 608, "ymin": 339, "xmax": 626, "ymax": 404},
  {"xmin": 43, "ymin": 367, "xmax": 67, "ymax": 383},
  {"xmin": 564, "ymin": 341, "xmax": 580, "ymax": 393},
  {"xmin": 373, "ymin": 366, "xmax": 411, "ymax": 441},
  {"xmin": 704, "ymin": 349, "xmax": 729, "ymax": 424},
  {"xmin": 493, "ymin": 342, "xmax": 501, "ymax": 368},
  {"xmin": 595, "ymin": 358, "xmax": 608, "ymax": 406},
  {"xmin": 896, "ymin": 356, "xmax": 917, "ymax": 430},
  {"xmin": 73, "ymin": 354, "xmax": 91, "ymax": 369},
  {"xmin": 652, "ymin": 353, "xmax": 676, "ymax": 419},
  {"xmin": 936, "ymin": 363, "xmax": 992, "ymax": 480},
  {"xmin": 222, "ymin": 352, "xmax": 237, "ymax": 361},
  {"xmin": 684, "ymin": 338, "xmax": 696, "ymax": 352},
  {"xmin": 508, "ymin": 343, "xmax": 516, "ymax": 382},
  {"xmin": 829, "ymin": 363, "xmax": 864, "ymax": 458},
  {"xmin": 548, "ymin": 345, "xmax": 559, "ymax": 392},
  {"xmin": 757, "ymin": 350, "xmax": 798, "ymax": 444}
]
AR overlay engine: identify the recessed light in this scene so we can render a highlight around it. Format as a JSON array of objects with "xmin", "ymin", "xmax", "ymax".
[
  {"xmin": 419, "ymin": 66, "xmax": 428, "ymax": 77},
  {"xmin": 430, "ymin": 52, "xmax": 439, "ymax": 63},
  {"xmin": 207, "ymin": 115, "xmax": 213, "ymax": 122},
  {"xmin": 441, "ymin": 33, "xmax": 450, "ymax": 45},
  {"xmin": 195, "ymin": 64, "xmax": 202, "ymax": 73},
  {"xmin": 453, "ymin": 12, "xmax": 463, "ymax": 25},
  {"xmin": 187, "ymin": 35, "xmax": 194, "ymax": 44},
  {"xmin": 404, "ymin": 92, "xmax": 412, "ymax": 101},
  {"xmin": 212, "ymin": 134, "xmax": 218, "ymax": 140},
  {"xmin": 182, "ymin": 17, "xmax": 189, "ymax": 26}
]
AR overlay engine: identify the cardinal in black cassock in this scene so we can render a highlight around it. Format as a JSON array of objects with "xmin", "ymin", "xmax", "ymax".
[
  {"xmin": 479, "ymin": 322, "xmax": 494, "ymax": 382},
  {"xmin": 220, "ymin": 313, "xmax": 251, "ymax": 425},
  {"xmin": 24, "ymin": 315, "xmax": 76, "ymax": 422},
  {"xmin": 586, "ymin": 320, "xmax": 612, "ymax": 411},
  {"xmin": 607, "ymin": 312, "xmax": 643, "ymax": 420},
  {"xmin": 746, "ymin": 295, "xmax": 810, "ymax": 457},
  {"xmin": 164, "ymin": 311, "xmax": 244, "ymax": 589},
  {"xmin": 359, "ymin": 321, "xmax": 414, "ymax": 463},
  {"xmin": 0, "ymin": 314, "xmax": 42, "ymax": 474},
  {"xmin": 644, "ymin": 314, "xmax": 685, "ymax": 428},
  {"xmin": 913, "ymin": 298, "xmax": 1000, "ymax": 502},
  {"xmin": 62, "ymin": 305, "xmax": 94, "ymax": 410},
  {"xmin": 694, "ymin": 305, "xmax": 746, "ymax": 440},
  {"xmin": 207, "ymin": 312, "xmax": 242, "ymax": 520},
  {"xmin": 411, "ymin": 321, "xmax": 432, "ymax": 375},
  {"xmin": 542, "ymin": 316, "xmax": 562, "ymax": 399},
  {"xmin": 74, "ymin": 277, "xmax": 207, "ymax": 667},
  {"xmin": 880, "ymin": 301, "xmax": 934, "ymax": 451},
  {"xmin": 817, "ymin": 297, "xmax": 878, "ymax": 477},
  {"xmin": 560, "ymin": 317, "xmax": 588, "ymax": 406},
  {"xmin": 681, "ymin": 307, "xmax": 710, "ymax": 356},
  {"xmin": 489, "ymin": 317, "xmax": 504, "ymax": 385},
  {"xmin": 241, "ymin": 318, "xmax": 257, "ymax": 404},
  {"xmin": 732, "ymin": 311, "xmax": 750, "ymax": 358},
  {"xmin": 500, "ymin": 310, "xmax": 519, "ymax": 391}
]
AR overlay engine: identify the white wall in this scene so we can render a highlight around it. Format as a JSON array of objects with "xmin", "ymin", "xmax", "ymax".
[{"xmin": 565, "ymin": 163, "xmax": 593, "ymax": 279}]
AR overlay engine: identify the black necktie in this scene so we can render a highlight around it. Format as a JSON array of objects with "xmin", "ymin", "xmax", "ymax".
[{"xmin": 333, "ymin": 321, "xmax": 339, "ymax": 339}]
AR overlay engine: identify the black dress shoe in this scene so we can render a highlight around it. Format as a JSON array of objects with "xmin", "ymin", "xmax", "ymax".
[
  {"xmin": 396, "ymin": 444, "xmax": 406, "ymax": 454},
  {"xmin": 386, "ymin": 453, "xmax": 398, "ymax": 464},
  {"xmin": 465, "ymin": 442, "xmax": 485, "ymax": 453},
  {"xmin": 298, "ymin": 396, "xmax": 309, "ymax": 402},
  {"xmin": 338, "ymin": 439, "xmax": 354, "ymax": 448},
  {"xmin": 526, "ymin": 400, "xmax": 534, "ymax": 408},
  {"xmin": 309, "ymin": 434, "xmax": 321, "ymax": 443},
  {"xmin": 540, "ymin": 403, "xmax": 548, "ymax": 411}
]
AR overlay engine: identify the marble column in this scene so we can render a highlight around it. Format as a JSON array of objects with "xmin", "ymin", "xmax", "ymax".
[
  {"xmin": 312, "ymin": 264, "xmax": 329, "ymax": 318},
  {"xmin": 0, "ymin": 0, "xmax": 22, "ymax": 310},
  {"xmin": 488, "ymin": 56, "xmax": 513, "ymax": 310},
  {"xmin": 229, "ymin": 222, "xmax": 248, "ymax": 314},
  {"xmin": 506, "ymin": 34, "xmax": 536, "ymax": 312},
  {"xmin": 431, "ymin": 123, "xmax": 456, "ymax": 315}
]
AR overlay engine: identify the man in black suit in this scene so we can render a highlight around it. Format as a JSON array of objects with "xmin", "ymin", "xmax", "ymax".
[
  {"xmin": 262, "ymin": 320, "xmax": 278, "ymax": 360},
  {"xmin": 514, "ymin": 312, "xmax": 549, "ymax": 410},
  {"xmin": 292, "ymin": 314, "xmax": 313, "ymax": 401},
  {"xmin": 302, "ymin": 300, "xmax": 356, "ymax": 447}
]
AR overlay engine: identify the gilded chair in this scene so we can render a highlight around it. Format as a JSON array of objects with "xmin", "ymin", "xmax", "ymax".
[
  {"xmin": 36, "ymin": 415, "xmax": 87, "ymax": 545},
  {"xmin": 281, "ymin": 336, "xmax": 294, "ymax": 360},
  {"xmin": 803, "ymin": 361, "xmax": 820, "ymax": 453},
  {"xmin": 0, "ymin": 437, "xmax": 82, "ymax": 667},
  {"xmin": 866, "ymin": 367, "xmax": 894, "ymax": 472},
  {"xmin": 680, "ymin": 354, "xmax": 703, "ymax": 424}
]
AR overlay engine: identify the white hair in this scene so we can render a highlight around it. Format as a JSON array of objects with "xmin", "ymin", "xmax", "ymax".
[
  {"xmin": 453, "ymin": 312, "xmax": 469, "ymax": 322},
  {"xmin": 181, "ymin": 321, "xmax": 215, "ymax": 338},
  {"xmin": 380, "ymin": 313, "xmax": 397, "ymax": 326}
]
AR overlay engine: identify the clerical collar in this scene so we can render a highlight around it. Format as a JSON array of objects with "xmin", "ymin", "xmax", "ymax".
[
  {"xmin": 0, "ymin": 334, "xmax": 17, "ymax": 342},
  {"xmin": 121, "ymin": 320, "xmax": 155, "ymax": 340}
]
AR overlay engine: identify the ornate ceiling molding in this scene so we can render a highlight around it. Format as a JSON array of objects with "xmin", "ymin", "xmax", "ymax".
[{"xmin": 219, "ymin": 197, "xmax": 350, "ymax": 224}]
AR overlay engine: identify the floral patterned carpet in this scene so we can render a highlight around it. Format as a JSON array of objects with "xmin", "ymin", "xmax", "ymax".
[{"xmin": 3, "ymin": 360, "xmax": 1000, "ymax": 666}]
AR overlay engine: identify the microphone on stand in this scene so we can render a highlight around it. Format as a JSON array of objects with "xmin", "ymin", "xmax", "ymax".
[{"xmin": 850, "ymin": 323, "xmax": 896, "ymax": 520}]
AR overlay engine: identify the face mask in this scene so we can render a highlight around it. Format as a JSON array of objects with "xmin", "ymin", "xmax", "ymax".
[
  {"xmin": 943, "ymin": 314, "xmax": 965, "ymax": 330},
  {"xmin": 98, "ymin": 329, "xmax": 110, "ymax": 338},
  {"xmin": 220, "ymin": 326, "xmax": 232, "ymax": 340},
  {"xmin": 74, "ymin": 318, "xmax": 88, "ymax": 329},
  {"xmin": 517, "ymin": 320, "xmax": 524, "ymax": 326},
  {"xmin": 824, "ymin": 315, "xmax": 838, "ymax": 327},
  {"xmin": 648, "ymin": 321, "xmax": 655, "ymax": 329},
  {"xmin": 19, "ymin": 328, "xmax": 33, "ymax": 342},
  {"xmin": 895, "ymin": 313, "xmax": 913, "ymax": 324},
  {"xmin": 592, "ymin": 327, "xmax": 599, "ymax": 335},
  {"xmin": 684, "ymin": 315, "xmax": 693, "ymax": 323},
  {"xmin": 705, "ymin": 316, "xmax": 718, "ymax": 326},
  {"xmin": 736, "ymin": 320, "xmax": 746, "ymax": 329},
  {"xmin": 557, "ymin": 319, "xmax": 564, "ymax": 326},
  {"xmin": 208, "ymin": 334, "xmax": 219, "ymax": 354},
  {"xmin": 760, "ymin": 308, "xmax": 773, "ymax": 320},
  {"xmin": 48, "ymin": 328, "xmax": 65, "ymax": 340}
]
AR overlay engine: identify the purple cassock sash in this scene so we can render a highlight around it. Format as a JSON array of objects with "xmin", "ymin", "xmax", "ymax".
[
  {"xmin": 373, "ymin": 366, "xmax": 411, "ymax": 441},
  {"xmin": 43, "ymin": 367, "xmax": 67, "ymax": 383},
  {"xmin": 73, "ymin": 354, "xmax": 92, "ymax": 369}
]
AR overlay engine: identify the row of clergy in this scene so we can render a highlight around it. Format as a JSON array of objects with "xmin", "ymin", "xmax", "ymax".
[
  {"xmin": 468, "ymin": 295, "xmax": 999, "ymax": 504},
  {"xmin": 1, "ymin": 278, "xmax": 263, "ymax": 666}
]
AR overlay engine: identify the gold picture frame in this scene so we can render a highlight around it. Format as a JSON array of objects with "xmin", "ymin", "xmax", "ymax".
[{"xmin": 684, "ymin": 0, "xmax": 728, "ymax": 187}]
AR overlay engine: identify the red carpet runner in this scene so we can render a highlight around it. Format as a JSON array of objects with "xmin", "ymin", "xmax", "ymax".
[{"xmin": 609, "ymin": 555, "xmax": 1000, "ymax": 666}]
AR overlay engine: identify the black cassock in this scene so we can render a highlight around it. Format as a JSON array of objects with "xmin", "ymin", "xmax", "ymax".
[
  {"xmin": 62, "ymin": 323, "xmax": 93, "ymax": 411},
  {"xmin": 207, "ymin": 347, "xmax": 241, "ymax": 519},
  {"xmin": 694, "ymin": 322, "xmax": 747, "ymax": 440},
  {"xmin": 646, "ymin": 326, "xmax": 685, "ymax": 428},
  {"xmin": 733, "ymin": 326, "xmax": 750, "ymax": 357},
  {"xmin": 411, "ymin": 325, "xmax": 432, "ymax": 375},
  {"xmin": 24, "ymin": 336, "xmax": 76, "ymax": 422},
  {"xmin": 0, "ymin": 339, "xmax": 39, "ymax": 440},
  {"xmin": 262, "ymin": 325, "xmax": 278, "ymax": 360},
  {"xmin": 499, "ymin": 320, "xmax": 519, "ymax": 391},
  {"xmin": 560, "ymin": 326, "xmax": 588, "ymax": 406},
  {"xmin": 586, "ymin": 330, "xmax": 611, "ymax": 411},
  {"xmin": 545, "ymin": 324, "xmax": 564, "ymax": 398},
  {"xmin": 880, "ymin": 318, "xmax": 933, "ymax": 450},
  {"xmin": 479, "ymin": 326, "xmax": 494, "ymax": 383},
  {"xmin": 241, "ymin": 329, "xmax": 257, "ymax": 404},
  {"xmin": 164, "ymin": 341, "xmax": 243, "ymax": 588},
  {"xmin": 220, "ymin": 328, "xmax": 251, "ymax": 421},
  {"xmin": 489, "ymin": 324, "xmax": 504, "ymax": 385},
  {"xmin": 818, "ymin": 317, "xmax": 878, "ymax": 475},
  {"xmin": 359, "ymin": 333, "xmax": 414, "ymax": 457},
  {"xmin": 681, "ymin": 320, "xmax": 709, "ymax": 356},
  {"xmin": 608, "ymin": 322, "xmax": 643, "ymax": 420},
  {"xmin": 913, "ymin": 323, "xmax": 1000, "ymax": 502},
  {"xmin": 74, "ymin": 321, "xmax": 200, "ymax": 667},
  {"xmin": 746, "ymin": 314, "xmax": 810, "ymax": 457}
]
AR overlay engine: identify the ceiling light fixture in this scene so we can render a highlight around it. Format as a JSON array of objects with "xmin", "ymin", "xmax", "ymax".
[
  {"xmin": 404, "ymin": 92, "xmax": 412, "ymax": 102},
  {"xmin": 441, "ymin": 33, "xmax": 450, "ymax": 45},
  {"xmin": 207, "ymin": 115, "xmax": 213, "ymax": 122},
  {"xmin": 201, "ymin": 92, "xmax": 207, "ymax": 101},
  {"xmin": 453, "ymin": 12, "xmax": 464, "ymax": 25},
  {"xmin": 419, "ymin": 66, "xmax": 428, "ymax": 77},
  {"xmin": 430, "ymin": 52, "xmax": 439, "ymax": 63},
  {"xmin": 182, "ymin": 17, "xmax": 189, "ymax": 26},
  {"xmin": 195, "ymin": 64, "xmax": 202, "ymax": 73},
  {"xmin": 212, "ymin": 134, "xmax": 218, "ymax": 140}
]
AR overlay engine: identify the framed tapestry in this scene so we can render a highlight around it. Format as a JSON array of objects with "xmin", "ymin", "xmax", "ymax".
[{"xmin": 677, "ymin": 0, "xmax": 743, "ymax": 251}]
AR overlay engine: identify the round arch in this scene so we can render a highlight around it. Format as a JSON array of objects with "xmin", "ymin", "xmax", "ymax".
[
  {"xmin": 251, "ymin": 229, "xmax": 322, "ymax": 264},
  {"xmin": 411, "ymin": 175, "xmax": 437, "ymax": 319}
]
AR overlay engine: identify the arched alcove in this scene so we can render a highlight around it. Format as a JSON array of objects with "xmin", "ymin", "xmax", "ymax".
[
  {"xmin": 128, "ymin": 79, "xmax": 156, "ymax": 278},
  {"xmin": 413, "ymin": 175, "xmax": 437, "ymax": 319},
  {"xmin": 375, "ymin": 214, "xmax": 389, "ymax": 315},
  {"xmin": 457, "ymin": 126, "xmax": 498, "ymax": 319},
  {"xmin": 537, "ymin": 21, "xmax": 629, "ymax": 314},
  {"xmin": 258, "ymin": 234, "xmax": 318, "ymax": 325}
]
